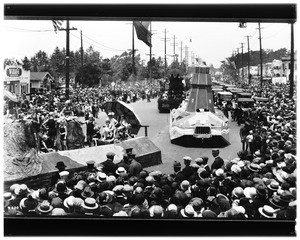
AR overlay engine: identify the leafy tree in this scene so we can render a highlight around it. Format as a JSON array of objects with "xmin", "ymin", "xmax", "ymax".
[
  {"xmin": 21, "ymin": 57, "xmax": 31, "ymax": 70},
  {"xmin": 49, "ymin": 47, "xmax": 66, "ymax": 79},
  {"xmin": 31, "ymin": 50, "xmax": 50, "ymax": 72},
  {"xmin": 3, "ymin": 58, "xmax": 22, "ymax": 68}
]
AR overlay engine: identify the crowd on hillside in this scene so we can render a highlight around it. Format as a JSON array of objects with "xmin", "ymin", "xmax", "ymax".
[{"xmin": 3, "ymin": 80, "xmax": 297, "ymax": 219}]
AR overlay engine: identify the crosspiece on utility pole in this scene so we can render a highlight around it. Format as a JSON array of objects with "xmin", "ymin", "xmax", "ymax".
[
  {"xmin": 170, "ymin": 35, "xmax": 178, "ymax": 62},
  {"xmin": 59, "ymin": 21, "xmax": 77, "ymax": 100}
]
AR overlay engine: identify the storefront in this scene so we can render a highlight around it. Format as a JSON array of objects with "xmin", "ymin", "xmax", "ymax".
[{"xmin": 4, "ymin": 65, "xmax": 30, "ymax": 98}]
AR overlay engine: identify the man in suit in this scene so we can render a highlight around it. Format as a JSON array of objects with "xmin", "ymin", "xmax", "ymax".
[
  {"xmin": 50, "ymin": 161, "xmax": 67, "ymax": 188},
  {"xmin": 100, "ymin": 152, "xmax": 118, "ymax": 175},
  {"xmin": 128, "ymin": 152, "xmax": 142, "ymax": 177},
  {"xmin": 211, "ymin": 149, "xmax": 224, "ymax": 174}
]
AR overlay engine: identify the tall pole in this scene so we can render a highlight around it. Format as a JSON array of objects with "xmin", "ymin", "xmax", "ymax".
[
  {"xmin": 180, "ymin": 41, "xmax": 183, "ymax": 65},
  {"xmin": 258, "ymin": 22, "xmax": 263, "ymax": 90},
  {"xmin": 173, "ymin": 35, "xmax": 176, "ymax": 62},
  {"xmin": 149, "ymin": 22, "xmax": 152, "ymax": 82},
  {"xmin": 164, "ymin": 29, "xmax": 167, "ymax": 78},
  {"xmin": 246, "ymin": 36, "xmax": 251, "ymax": 84},
  {"xmin": 240, "ymin": 42, "xmax": 244, "ymax": 83},
  {"xmin": 59, "ymin": 20, "xmax": 77, "ymax": 99},
  {"xmin": 65, "ymin": 20, "xmax": 70, "ymax": 99},
  {"xmin": 236, "ymin": 48, "xmax": 240, "ymax": 81},
  {"xmin": 80, "ymin": 30, "xmax": 84, "ymax": 87},
  {"xmin": 185, "ymin": 45, "xmax": 188, "ymax": 67},
  {"xmin": 132, "ymin": 23, "xmax": 135, "ymax": 76},
  {"xmin": 289, "ymin": 22, "xmax": 294, "ymax": 99}
]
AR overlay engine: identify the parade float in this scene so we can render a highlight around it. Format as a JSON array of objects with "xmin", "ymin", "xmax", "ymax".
[{"xmin": 169, "ymin": 62, "xmax": 230, "ymax": 146}]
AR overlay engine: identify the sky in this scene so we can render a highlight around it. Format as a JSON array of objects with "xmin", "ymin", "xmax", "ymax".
[{"xmin": 1, "ymin": 1, "xmax": 296, "ymax": 68}]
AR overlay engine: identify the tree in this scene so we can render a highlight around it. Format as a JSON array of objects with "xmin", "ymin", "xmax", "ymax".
[
  {"xmin": 49, "ymin": 47, "xmax": 66, "ymax": 79},
  {"xmin": 31, "ymin": 50, "xmax": 50, "ymax": 72},
  {"xmin": 3, "ymin": 58, "xmax": 22, "ymax": 68},
  {"xmin": 21, "ymin": 57, "xmax": 31, "ymax": 70}
]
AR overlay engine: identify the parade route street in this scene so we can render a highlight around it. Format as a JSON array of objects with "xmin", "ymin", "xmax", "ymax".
[{"xmin": 84, "ymin": 98, "xmax": 244, "ymax": 174}]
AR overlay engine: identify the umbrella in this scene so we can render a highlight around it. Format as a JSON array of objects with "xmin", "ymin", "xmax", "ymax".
[
  {"xmin": 102, "ymin": 100, "xmax": 142, "ymax": 135},
  {"xmin": 4, "ymin": 90, "xmax": 19, "ymax": 102}
]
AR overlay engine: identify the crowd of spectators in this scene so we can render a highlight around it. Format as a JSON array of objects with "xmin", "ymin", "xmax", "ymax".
[
  {"xmin": 3, "ymin": 80, "xmax": 161, "ymax": 151},
  {"xmin": 3, "ymin": 80, "xmax": 296, "ymax": 220}
]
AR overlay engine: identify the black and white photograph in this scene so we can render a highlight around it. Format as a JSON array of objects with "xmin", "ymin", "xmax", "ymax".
[{"xmin": 2, "ymin": 2, "xmax": 297, "ymax": 236}]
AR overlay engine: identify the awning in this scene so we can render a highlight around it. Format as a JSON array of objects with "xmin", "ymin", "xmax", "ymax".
[{"xmin": 4, "ymin": 90, "xmax": 19, "ymax": 102}]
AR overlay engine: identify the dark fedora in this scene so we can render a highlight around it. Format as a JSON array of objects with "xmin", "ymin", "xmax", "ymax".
[{"xmin": 55, "ymin": 161, "xmax": 67, "ymax": 169}]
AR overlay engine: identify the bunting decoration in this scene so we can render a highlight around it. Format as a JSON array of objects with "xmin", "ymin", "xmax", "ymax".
[{"xmin": 133, "ymin": 21, "xmax": 152, "ymax": 47}]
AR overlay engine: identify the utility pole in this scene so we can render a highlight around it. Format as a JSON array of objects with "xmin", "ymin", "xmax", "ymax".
[
  {"xmin": 59, "ymin": 20, "xmax": 77, "ymax": 100},
  {"xmin": 80, "ymin": 30, "xmax": 84, "ymax": 88},
  {"xmin": 258, "ymin": 22, "xmax": 263, "ymax": 90},
  {"xmin": 132, "ymin": 23, "xmax": 136, "ymax": 76},
  {"xmin": 236, "ymin": 48, "xmax": 240, "ymax": 82},
  {"xmin": 240, "ymin": 42, "xmax": 244, "ymax": 83},
  {"xmin": 289, "ymin": 22, "xmax": 294, "ymax": 99},
  {"xmin": 184, "ymin": 45, "xmax": 189, "ymax": 67},
  {"xmin": 160, "ymin": 29, "xmax": 169, "ymax": 78},
  {"xmin": 170, "ymin": 35, "xmax": 178, "ymax": 63},
  {"xmin": 245, "ymin": 35, "xmax": 251, "ymax": 85},
  {"xmin": 180, "ymin": 41, "xmax": 183, "ymax": 66},
  {"xmin": 149, "ymin": 22, "xmax": 152, "ymax": 82}
]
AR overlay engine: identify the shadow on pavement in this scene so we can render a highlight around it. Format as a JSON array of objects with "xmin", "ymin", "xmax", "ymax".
[{"xmin": 171, "ymin": 136, "xmax": 230, "ymax": 148}]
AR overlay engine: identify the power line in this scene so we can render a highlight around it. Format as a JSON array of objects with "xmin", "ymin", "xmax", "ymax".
[
  {"xmin": 263, "ymin": 25, "xmax": 288, "ymax": 39},
  {"xmin": 4, "ymin": 26, "xmax": 53, "ymax": 32}
]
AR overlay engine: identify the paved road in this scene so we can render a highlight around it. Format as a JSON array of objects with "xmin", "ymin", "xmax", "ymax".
[{"xmin": 84, "ymin": 98, "xmax": 244, "ymax": 174}]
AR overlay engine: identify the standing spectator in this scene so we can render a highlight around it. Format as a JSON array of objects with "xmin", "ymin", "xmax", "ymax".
[
  {"xmin": 240, "ymin": 122, "xmax": 250, "ymax": 152},
  {"xmin": 85, "ymin": 116, "xmax": 96, "ymax": 147},
  {"xmin": 246, "ymin": 130, "xmax": 254, "ymax": 155},
  {"xmin": 171, "ymin": 161, "xmax": 184, "ymax": 183},
  {"xmin": 211, "ymin": 149, "xmax": 224, "ymax": 174},
  {"xmin": 128, "ymin": 153, "xmax": 143, "ymax": 177},
  {"xmin": 58, "ymin": 120, "xmax": 67, "ymax": 151},
  {"xmin": 100, "ymin": 152, "xmax": 118, "ymax": 176},
  {"xmin": 181, "ymin": 156, "xmax": 194, "ymax": 180},
  {"xmin": 235, "ymin": 105, "xmax": 244, "ymax": 126},
  {"xmin": 43, "ymin": 112, "xmax": 57, "ymax": 144},
  {"xmin": 50, "ymin": 161, "xmax": 67, "ymax": 188}
]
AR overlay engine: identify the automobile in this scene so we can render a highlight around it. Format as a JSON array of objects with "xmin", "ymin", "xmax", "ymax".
[
  {"xmin": 217, "ymin": 91, "xmax": 233, "ymax": 105},
  {"xmin": 237, "ymin": 97, "xmax": 255, "ymax": 111}
]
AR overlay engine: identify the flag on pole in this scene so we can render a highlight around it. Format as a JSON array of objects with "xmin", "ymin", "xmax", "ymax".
[
  {"xmin": 133, "ymin": 21, "xmax": 152, "ymax": 47},
  {"xmin": 52, "ymin": 20, "xmax": 63, "ymax": 33}
]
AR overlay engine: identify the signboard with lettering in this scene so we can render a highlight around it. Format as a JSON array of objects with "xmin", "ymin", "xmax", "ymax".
[{"xmin": 4, "ymin": 65, "xmax": 30, "ymax": 83}]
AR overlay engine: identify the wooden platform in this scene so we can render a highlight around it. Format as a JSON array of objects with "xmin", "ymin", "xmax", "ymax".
[{"xmin": 4, "ymin": 137, "xmax": 161, "ymax": 191}]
